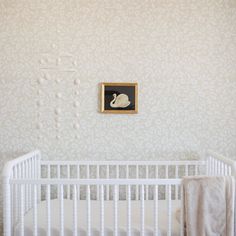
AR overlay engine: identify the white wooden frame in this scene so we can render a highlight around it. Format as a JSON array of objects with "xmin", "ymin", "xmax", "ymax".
[{"xmin": 2, "ymin": 150, "xmax": 236, "ymax": 236}]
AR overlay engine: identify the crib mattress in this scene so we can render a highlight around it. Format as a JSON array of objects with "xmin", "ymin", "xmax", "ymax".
[{"xmin": 14, "ymin": 199, "xmax": 181, "ymax": 236}]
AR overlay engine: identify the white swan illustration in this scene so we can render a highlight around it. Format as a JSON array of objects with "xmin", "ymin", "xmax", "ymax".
[{"xmin": 110, "ymin": 93, "xmax": 131, "ymax": 108}]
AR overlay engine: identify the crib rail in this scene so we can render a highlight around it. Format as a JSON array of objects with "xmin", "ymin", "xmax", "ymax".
[{"xmin": 11, "ymin": 178, "xmax": 182, "ymax": 185}]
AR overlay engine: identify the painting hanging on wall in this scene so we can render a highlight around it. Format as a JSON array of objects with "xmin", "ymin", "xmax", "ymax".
[{"xmin": 100, "ymin": 82, "xmax": 138, "ymax": 114}]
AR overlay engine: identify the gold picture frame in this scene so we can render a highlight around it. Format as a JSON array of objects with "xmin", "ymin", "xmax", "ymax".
[{"xmin": 100, "ymin": 82, "xmax": 138, "ymax": 114}]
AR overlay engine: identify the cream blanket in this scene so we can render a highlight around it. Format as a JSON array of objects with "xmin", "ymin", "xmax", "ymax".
[{"xmin": 182, "ymin": 176, "xmax": 235, "ymax": 236}]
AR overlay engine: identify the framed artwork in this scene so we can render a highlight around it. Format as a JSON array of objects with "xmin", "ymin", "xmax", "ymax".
[{"xmin": 100, "ymin": 82, "xmax": 138, "ymax": 114}]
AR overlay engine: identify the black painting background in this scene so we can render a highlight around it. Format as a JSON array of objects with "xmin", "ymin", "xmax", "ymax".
[{"xmin": 104, "ymin": 86, "xmax": 135, "ymax": 110}]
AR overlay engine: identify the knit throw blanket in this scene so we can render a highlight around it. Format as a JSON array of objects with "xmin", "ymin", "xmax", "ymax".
[{"xmin": 183, "ymin": 176, "xmax": 235, "ymax": 236}]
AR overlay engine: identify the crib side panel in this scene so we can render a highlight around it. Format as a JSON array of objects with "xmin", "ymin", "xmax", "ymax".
[
  {"xmin": 12, "ymin": 178, "xmax": 184, "ymax": 236},
  {"xmin": 39, "ymin": 160, "xmax": 205, "ymax": 201}
]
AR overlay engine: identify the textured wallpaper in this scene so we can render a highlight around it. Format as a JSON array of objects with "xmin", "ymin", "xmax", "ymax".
[{"xmin": 1, "ymin": 0, "xmax": 236, "ymax": 233}]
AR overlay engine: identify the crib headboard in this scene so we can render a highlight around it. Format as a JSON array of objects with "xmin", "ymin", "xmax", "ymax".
[
  {"xmin": 207, "ymin": 150, "xmax": 236, "ymax": 176},
  {"xmin": 2, "ymin": 150, "xmax": 41, "ymax": 236}
]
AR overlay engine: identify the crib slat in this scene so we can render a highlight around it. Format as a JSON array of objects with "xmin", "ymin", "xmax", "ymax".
[
  {"xmin": 212, "ymin": 157, "xmax": 215, "ymax": 175},
  {"xmin": 213, "ymin": 159, "xmax": 216, "ymax": 174},
  {"xmin": 195, "ymin": 164, "xmax": 198, "ymax": 175},
  {"xmin": 77, "ymin": 165, "xmax": 80, "ymax": 200},
  {"xmin": 115, "ymin": 165, "xmax": 118, "ymax": 179},
  {"xmin": 146, "ymin": 166, "xmax": 148, "ymax": 200},
  {"xmin": 116, "ymin": 165, "xmax": 119, "ymax": 179},
  {"xmin": 73, "ymin": 185, "xmax": 78, "ymax": 236},
  {"xmin": 11, "ymin": 169, "xmax": 15, "ymax": 225},
  {"xmin": 14, "ymin": 167, "xmax": 18, "ymax": 224},
  {"xmin": 15, "ymin": 165, "xmax": 19, "ymax": 222},
  {"xmin": 141, "ymin": 185, "xmax": 145, "ymax": 236},
  {"xmin": 8, "ymin": 181, "xmax": 15, "ymax": 225},
  {"xmin": 57, "ymin": 165, "xmax": 60, "ymax": 179},
  {"xmin": 67, "ymin": 165, "xmax": 70, "ymax": 199},
  {"xmin": 210, "ymin": 157, "xmax": 213, "ymax": 175},
  {"xmin": 223, "ymin": 164, "xmax": 226, "ymax": 175},
  {"xmin": 217, "ymin": 160, "xmax": 220, "ymax": 174},
  {"xmin": 175, "ymin": 165, "xmax": 178, "ymax": 178},
  {"xmin": 77, "ymin": 165, "xmax": 80, "ymax": 178},
  {"xmin": 20, "ymin": 184, "xmax": 25, "ymax": 236},
  {"xmin": 136, "ymin": 165, "xmax": 138, "ymax": 200},
  {"xmin": 167, "ymin": 185, "xmax": 172, "ymax": 236},
  {"xmin": 209, "ymin": 156, "xmax": 212, "ymax": 175},
  {"xmin": 165, "ymin": 165, "xmax": 169, "ymax": 199},
  {"xmin": 155, "ymin": 165, "xmax": 159, "ymax": 203},
  {"xmin": 46, "ymin": 184, "xmax": 51, "ymax": 236},
  {"xmin": 11, "ymin": 179, "xmax": 14, "ymax": 228},
  {"xmin": 96, "ymin": 166, "xmax": 99, "ymax": 200},
  {"xmin": 156, "ymin": 165, "xmax": 159, "ymax": 179},
  {"xmin": 221, "ymin": 162, "xmax": 224, "ymax": 175},
  {"xmin": 19, "ymin": 164, "xmax": 22, "ymax": 216},
  {"xmin": 126, "ymin": 164, "xmax": 129, "ymax": 179},
  {"xmin": 33, "ymin": 184, "xmax": 38, "ymax": 236},
  {"xmin": 218, "ymin": 161, "xmax": 221, "ymax": 175},
  {"xmin": 100, "ymin": 185, "xmax": 104, "ymax": 236},
  {"xmin": 25, "ymin": 161, "xmax": 28, "ymax": 212},
  {"xmin": 180, "ymin": 185, "xmax": 184, "ymax": 236},
  {"xmin": 29, "ymin": 160, "xmax": 32, "ymax": 210},
  {"xmin": 207, "ymin": 156, "xmax": 211, "ymax": 175},
  {"xmin": 57, "ymin": 165, "xmax": 60, "ymax": 199},
  {"xmin": 23, "ymin": 162, "xmax": 27, "ymax": 213},
  {"xmin": 87, "ymin": 185, "xmax": 91, "ymax": 236},
  {"xmin": 154, "ymin": 185, "xmax": 159, "ymax": 236},
  {"xmin": 38, "ymin": 164, "xmax": 41, "ymax": 202},
  {"xmin": 127, "ymin": 185, "xmax": 131, "ymax": 236},
  {"xmin": 222, "ymin": 162, "xmax": 225, "ymax": 175},
  {"xmin": 106, "ymin": 165, "xmax": 109, "ymax": 200},
  {"xmin": 60, "ymin": 185, "xmax": 64, "ymax": 236},
  {"xmin": 47, "ymin": 164, "xmax": 50, "ymax": 178},
  {"xmin": 166, "ymin": 165, "xmax": 169, "ymax": 178},
  {"xmin": 27, "ymin": 161, "xmax": 29, "ymax": 210},
  {"xmin": 216, "ymin": 160, "xmax": 220, "ymax": 175},
  {"xmin": 115, "ymin": 165, "xmax": 119, "ymax": 202},
  {"xmin": 175, "ymin": 166, "xmax": 178, "ymax": 199},
  {"xmin": 185, "ymin": 164, "xmax": 188, "ymax": 176},
  {"xmin": 114, "ymin": 185, "xmax": 118, "ymax": 236},
  {"xmin": 225, "ymin": 164, "xmax": 228, "ymax": 175}
]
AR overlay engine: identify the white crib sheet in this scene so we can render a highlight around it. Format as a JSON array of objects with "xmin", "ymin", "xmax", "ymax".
[{"xmin": 14, "ymin": 199, "xmax": 181, "ymax": 236}]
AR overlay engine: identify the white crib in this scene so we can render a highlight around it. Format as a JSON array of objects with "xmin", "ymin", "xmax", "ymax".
[{"xmin": 2, "ymin": 150, "xmax": 236, "ymax": 236}]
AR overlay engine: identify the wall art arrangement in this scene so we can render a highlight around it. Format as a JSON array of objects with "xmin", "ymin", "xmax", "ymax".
[{"xmin": 100, "ymin": 82, "xmax": 138, "ymax": 114}]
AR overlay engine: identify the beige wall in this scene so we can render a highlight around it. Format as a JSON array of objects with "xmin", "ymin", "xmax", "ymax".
[{"xmin": 1, "ymin": 0, "xmax": 236, "ymax": 233}]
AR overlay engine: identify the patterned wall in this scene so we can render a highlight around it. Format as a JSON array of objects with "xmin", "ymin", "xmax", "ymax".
[{"xmin": 0, "ymin": 0, "xmax": 236, "ymax": 233}]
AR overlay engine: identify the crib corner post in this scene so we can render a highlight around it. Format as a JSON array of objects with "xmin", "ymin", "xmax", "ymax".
[{"xmin": 3, "ymin": 176, "xmax": 11, "ymax": 236}]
